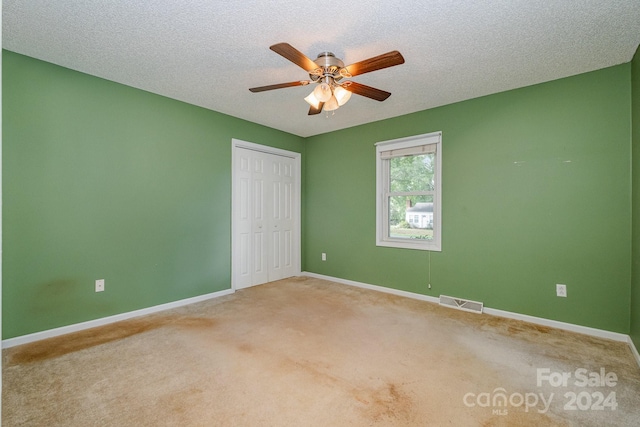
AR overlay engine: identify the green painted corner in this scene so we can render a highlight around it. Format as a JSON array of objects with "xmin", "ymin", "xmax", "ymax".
[
  {"xmin": 304, "ymin": 64, "xmax": 632, "ymax": 333},
  {"xmin": 2, "ymin": 50, "xmax": 304, "ymax": 338},
  {"xmin": 631, "ymin": 43, "xmax": 640, "ymax": 350}
]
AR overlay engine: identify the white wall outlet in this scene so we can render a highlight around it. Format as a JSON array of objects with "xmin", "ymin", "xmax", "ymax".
[
  {"xmin": 556, "ymin": 284, "xmax": 567, "ymax": 297},
  {"xmin": 95, "ymin": 279, "xmax": 105, "ymax": 292},
  {"xmin": 321, "ymin": 253, "xmax": 327, "ymax": 261}
]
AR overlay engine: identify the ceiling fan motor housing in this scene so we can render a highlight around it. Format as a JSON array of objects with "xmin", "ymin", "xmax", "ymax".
[{"xmin": 311, "ymin": 52, "xmax": 345, "ymax": 83}]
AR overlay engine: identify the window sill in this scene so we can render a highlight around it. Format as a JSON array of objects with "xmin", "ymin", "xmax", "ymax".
[{"xmin": 376, "ymin": 239, "xmax": 441, "ymax": 251}]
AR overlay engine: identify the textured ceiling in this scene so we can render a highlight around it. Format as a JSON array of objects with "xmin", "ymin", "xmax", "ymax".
[{"xmin": 3, "ymin": 1, "xmax": 640, "ymax": 137}]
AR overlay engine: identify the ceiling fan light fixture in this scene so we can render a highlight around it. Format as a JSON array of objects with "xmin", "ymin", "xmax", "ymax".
[
  {"xmin": 313, "ymin": 82, "xmax": 332, "ymax": 102},
  {"xmin": 304, "ymin": 92, "xmax": 321, "ymax": 109},
  {"xmin": 334, "ymin": 85, "xmax": 352, "ymax": 106}
]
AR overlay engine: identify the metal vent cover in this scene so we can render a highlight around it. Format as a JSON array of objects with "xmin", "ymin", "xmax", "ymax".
[{"xmin": 439, "ymin": 295, "xmax": 483, "ymax": 314}]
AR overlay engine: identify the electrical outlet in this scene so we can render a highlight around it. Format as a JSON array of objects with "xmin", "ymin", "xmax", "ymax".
[
  {"xmin": 95, "ymin": 279, "xmax": 105, "ymax": 292},
  {"xmin": 556, "ymin": 284, "xmax": 567, "ymax": 297},
  {"xmin": 321, "ymin": 253, "xmax": 327, "ymax": 261}
]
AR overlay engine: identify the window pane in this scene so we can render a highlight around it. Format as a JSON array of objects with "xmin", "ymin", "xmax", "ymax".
[
  {"xmin": 389, "ymin": 154, "xmax": 435, "ymax": 192},
  {"xmin": 388, "ymin": 195, "xmax": 434, "ymax": 240}
]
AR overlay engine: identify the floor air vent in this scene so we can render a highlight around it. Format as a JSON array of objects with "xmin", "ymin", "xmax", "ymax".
[{"xmin": 439, "ymin": 295, "xmax": 483, "ymax": 314}]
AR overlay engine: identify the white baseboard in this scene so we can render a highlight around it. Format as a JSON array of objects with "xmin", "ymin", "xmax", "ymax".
[
  {"xmin": 303, "ymin": 271, "xmax": 441, "ymax": 304},
  {"xmin": 2, "ymin": 288, "xmax": 235, "ymax": 349},
  {"xmin": 482, "ymin": 307, "xmax": 629, "ymax": 342},
  {"xmin": 302, "ymin": 272, "xmax": 630, "ymax": 344}
]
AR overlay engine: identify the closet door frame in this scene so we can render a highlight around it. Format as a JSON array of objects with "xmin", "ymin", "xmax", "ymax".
[{"xmin": 231, "ymin": 139, "xmax": 301, "ymax": 290}]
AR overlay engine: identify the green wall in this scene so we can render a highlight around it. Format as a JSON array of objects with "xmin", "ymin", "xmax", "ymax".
[
  {"xmin": 3, "ymin": 48, "xmax": 637, "ymax": 340},
  {"xmin": 2, "ymin": 50, "xmax": 305, "ymax": 339},
  {"xmin": 631, "ymin": 45, "xmax": 640, "ymax": 349},
  {"xmin": 305, "ymin": 64, "xmax": 632, "ymax": 333}
]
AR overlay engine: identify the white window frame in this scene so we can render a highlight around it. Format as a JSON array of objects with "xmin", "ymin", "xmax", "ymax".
[{"xmin": 375, "ymin": 131, "xmax": 442, "ymax": 251}]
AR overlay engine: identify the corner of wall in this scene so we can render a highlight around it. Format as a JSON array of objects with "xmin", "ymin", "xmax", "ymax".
[{"xmin": 630, "ymin": 43, "xmax": 640, "ymax": 351}]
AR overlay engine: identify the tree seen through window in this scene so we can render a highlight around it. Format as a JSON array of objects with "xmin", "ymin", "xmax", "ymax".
[{"xmin": 388, "ymin": 153, "xmax": 435, "ymax": 240}]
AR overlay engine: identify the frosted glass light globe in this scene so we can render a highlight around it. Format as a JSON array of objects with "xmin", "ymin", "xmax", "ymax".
[
  {"xmin": 313, "ymin": 83, "xmax": 332, "ymax": 102},
  {"xmin": 324, "ymin": 95, "xmax": 339, "ymax": 111},
  {"xmin": 334, "ymin": 86, "xmax": 352, "ymax": 106}
]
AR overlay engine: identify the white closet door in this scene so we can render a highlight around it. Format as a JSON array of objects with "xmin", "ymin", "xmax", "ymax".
[
  {"xmin": 234, "ymin": 149, "xmax": 267, "ymax": 288},
  {"xmin": 233, "ymin": 145, "xmax": 299, "ymax": 289},
  {"xmin": 268, "ymin": 155, "xmax": 296, "ymax": 281}
]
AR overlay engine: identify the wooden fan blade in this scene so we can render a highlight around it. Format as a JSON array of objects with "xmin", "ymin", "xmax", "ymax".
[
  {"xmin": 343, "ymin": 51, "xmax": 405, "ymax": 77},
  {"xmin": 308, "ymin": 102, "xmax": 324, "ymax": 115},
  {"xmin": 249, "ymin": 81, "xmax": 309, "ymax": 93},
  {"xmin": 270, "ymin": 43, "xmax": 319, "ymax": 72},
  {"xmin": 342, "ymin": 81, "xmax": 391, "ymax": 101}
]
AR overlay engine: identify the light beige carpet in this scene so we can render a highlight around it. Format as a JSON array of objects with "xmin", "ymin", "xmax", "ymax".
[{"xmin": 3, "ymin": 276, "xmax": 640, "ymax": 426}]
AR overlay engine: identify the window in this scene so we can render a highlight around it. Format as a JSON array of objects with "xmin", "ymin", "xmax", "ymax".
[{"xmin": 376, "ymin": 132, "xmax": 442, "ymax": 251}]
